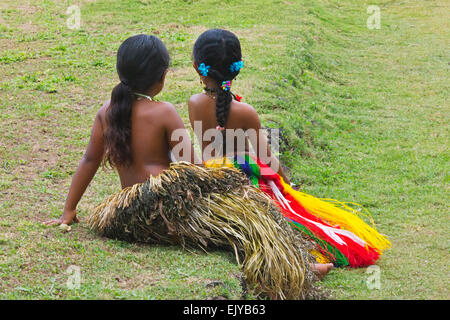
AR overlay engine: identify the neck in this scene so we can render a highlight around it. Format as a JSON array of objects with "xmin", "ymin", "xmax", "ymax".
[
  {"xmin": 144, "ymin": 87, "xmax": 159, "ymax": 99},
  {"xmin": 136, "ymin": 83, "xmax": 162, "ymax": 100},
  {"xmin": 134, "ymin": 85, "xmax": 161, "ymax": 101},
  {"xmin": 202, "ymin": 77, "xmax": 220, "ymax": 90}
]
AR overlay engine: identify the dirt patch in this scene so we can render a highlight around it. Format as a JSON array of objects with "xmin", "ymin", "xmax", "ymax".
[
  {"xmin": 113, "ymin": 269, "xmax": 168, "ymax": 290},
  {"xmin": 185, "ymin": 25, "xmax": 209, "ymax": 38},
  {"xmin": 168, "ymin": 66, "xmax": 192, "ymax": 78},
  {"xmin": 0, "ymin": 39, "xmax": 17, "ymax": 51},
  {"xmin": 15, "ymin": 4, "xmax": 41, "ymax": 16},
  {"xmin": 18, "ymin": 21, "xmax": 42, "ymax": 34}
]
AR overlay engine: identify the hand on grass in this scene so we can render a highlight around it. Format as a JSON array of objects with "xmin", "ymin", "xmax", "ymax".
[{"xmin": 44, "ymin": 209, "xmax": 79, "ymax": 226}]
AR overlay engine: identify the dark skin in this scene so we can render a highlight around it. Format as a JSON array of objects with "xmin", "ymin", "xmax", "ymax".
[
  {"xmin": 44, "ymin": 71, "xmax": 197, "ymax": 226},
  {"xmin": 188, "ymin": 62, "xmax": 291, "ymax": 184}
]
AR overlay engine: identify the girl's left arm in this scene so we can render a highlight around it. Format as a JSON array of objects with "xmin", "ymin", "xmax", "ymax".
[
  {"xmin": 165, "ymin": 103, "xmax": 201, "ymax": 165},
  {"xmin": 44, "ymin": 106, "xmax": 106, "ymax": 226},
  {"xmin": 244, "ymin": 106, "xmax": 291, "ymax": 185}
]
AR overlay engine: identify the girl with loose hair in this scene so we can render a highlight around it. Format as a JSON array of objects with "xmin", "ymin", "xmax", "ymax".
[{"xmin": 45, "ymin": 34, "xmax": 196, "ymax": 226}]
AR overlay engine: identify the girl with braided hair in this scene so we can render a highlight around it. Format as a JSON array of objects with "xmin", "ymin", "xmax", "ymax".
[
  {"xmin": 189, "ymin": 28, "xmax": 291, "ymax": 184},
  {"xmin": 189, "ymin": 29, "xmax": 390, "ymax": 269}
]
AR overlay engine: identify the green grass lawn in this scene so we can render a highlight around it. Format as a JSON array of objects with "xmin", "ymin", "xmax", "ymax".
[{"xmin": 0, "ymin": 0, "xmax": 448, "ymax": 299}]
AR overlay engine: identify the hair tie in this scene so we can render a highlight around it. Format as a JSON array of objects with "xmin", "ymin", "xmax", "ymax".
[
  {"xmin": 230, "ymin": 60, "xmax": 244, "ymax": 73},
  {"xmin": 120, "ymin": 79, "xmax": 129, "ymax": 86},
  {"xmin": 216, "ymin": 125, "xmax": 225, "ymax": 131},
  {"xmin": 198, "ymin": 63, "xmax": 210, "ymax": 76},
  {"xmin": 221, "ymin": 80, "xmax": 231, "ymax": 91}
]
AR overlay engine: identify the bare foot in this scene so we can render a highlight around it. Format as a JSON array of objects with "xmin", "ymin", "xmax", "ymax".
[{"xmin": 312, "ymin": 263, "xmax": 334, "ymax": 280}]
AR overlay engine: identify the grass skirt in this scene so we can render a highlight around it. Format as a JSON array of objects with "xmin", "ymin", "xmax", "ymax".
[
  {"xmin": 88, "ymin": 162, "xmax": 322, "ymax": 299},
  {"xmin": 205, "ymin": 155, "xmax": 391, "ymax": 268}
]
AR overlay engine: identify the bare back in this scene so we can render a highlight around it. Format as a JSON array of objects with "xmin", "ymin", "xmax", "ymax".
[
  {"xmin": 188, "ymin": 93, "xmax": 290, "ymax": 183},
  {"xmin": 98, "ymin": 99, "xmax": 193, "ymax": 188},
  {"xmin": 188, "ymin": 93, "xmax": 260, "ymax": 159}
]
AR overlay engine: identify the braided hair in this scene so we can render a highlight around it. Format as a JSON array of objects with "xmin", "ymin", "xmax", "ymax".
[
  {"xmin": 105, "ymin": 34, "xmax": 169, "ymax": 168},
  {"xmin": 193, "ymin": 29, "xmax": 242, "ymax": 154}
]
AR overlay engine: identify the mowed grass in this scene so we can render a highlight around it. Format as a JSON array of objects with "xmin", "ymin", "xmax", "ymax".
[{"xmin": 0, "ymin": 0, "xmax": 448, "ymax": 299}]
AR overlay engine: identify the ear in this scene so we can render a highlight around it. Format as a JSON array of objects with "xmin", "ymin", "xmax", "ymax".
[
  {"xmin": 192, "ymin": 62, "xmax": 201, "ymax": 76},
  {"xmin": 160, "ymin": 68, "xmax": 169, "ymax": 84}
]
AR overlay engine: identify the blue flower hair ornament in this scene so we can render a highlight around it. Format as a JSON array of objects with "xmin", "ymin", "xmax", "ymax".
[
  {"xmin": 230, "ymin": 60, "xmax": 244, "ymax": 73},
  {"xmin": 198, "ymin": 63, "xmax": 210, "ymax": 76}
]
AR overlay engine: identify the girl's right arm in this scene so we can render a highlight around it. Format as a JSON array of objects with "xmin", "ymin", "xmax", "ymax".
[{"xmin": 44, "ymin": 106, "xmax": 106, "ymax": 226}]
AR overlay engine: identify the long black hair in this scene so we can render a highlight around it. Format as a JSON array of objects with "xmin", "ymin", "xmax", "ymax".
[
  {"xmin": 193, "ymin": 29, "xmax": 242, "ymax": 153},
  {"xmin": 105, "ymin": 34, "xmax": 169, "ymax": 168}
]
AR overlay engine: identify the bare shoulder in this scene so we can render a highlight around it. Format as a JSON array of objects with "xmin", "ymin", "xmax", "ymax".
[
  {"xmin": 98, "ymin": 100, "xmax": 110, "ymax": 114},
  {"xmin": 188, "ymin": 93, "xmax": 204, "ymax": 105},
  {"xmin": 95, "ymin": 100, "xmax": 110, "ymax": 126},
  {"xmin": 188, "ymin": 93, "xmax": 205, "ymax": 111},
  {"xmin": 233, "ymin": 101, "xmax": 258, "ymax": 118},
  {"xmin": 150, "ymin": 101, "xmax": 184, "ymax": 125},
  {"xmin": 154, "ymin": 101, "xmax": 179, "ymax": 115},
  {"xmin": 231, "ymin": 101, "xmax": 261, "ymax": 129},
  {"xmin": 136, "ymin": 100, "xmax": 176, "ymax": 118}
]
